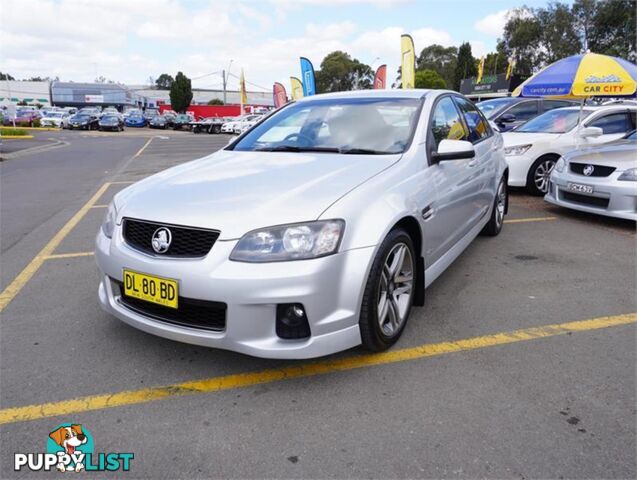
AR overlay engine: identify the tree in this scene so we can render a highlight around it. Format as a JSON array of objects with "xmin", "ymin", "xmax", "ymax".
[
  {"xmin": 572, "ymin": 0, "xmax": 596, "ymax": 51},
  {"xmin": 169, "ymin": 72, "xmax": 193, "ymax": 112},
  {"xmin": 453, "ymin": 42, "xmax": 477, "ymax": 90},
  {"xmin": 588, "ymin": 0, "xmax": 636, "ymax": 61},
  {"xmin": 536, "ymin": 2, "xmax": 582, "ymax": 64},
  {"xmin": 415, "ymin": 69, "xmax": 446, "ymax": 89},
  {"xmin": 315, "ymin": 51, "xmax": 374, "ymax": 93},
  {"xmin": 207, "ymin": 98, "xmax": 224, "ymax": 105},
  {"xmin": 0, "ymin": 72, "xmax": 15, "ymax": 80},
  {"xmin": 483, "ymin": 51, "xmax": 507, "ymax": 76},
  {"xmin": 155, "ymin": 73, "xmax": 175, "ymax": 90},
  {"xmin": 498, "ymin": 8, "xmax": 543, "ymax": 76},
  {"xmin": 416, "ymin": 45, "xmax": 457, "ymax": 88}
]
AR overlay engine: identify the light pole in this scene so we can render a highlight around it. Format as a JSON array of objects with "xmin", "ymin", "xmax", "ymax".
[{"xmin": 222, "ymin": 59, "xmax": 234, "ymax": 104}]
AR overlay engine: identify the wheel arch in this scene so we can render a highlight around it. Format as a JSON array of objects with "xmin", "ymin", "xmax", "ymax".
[{"xmin": 390, "ymin": 216, "xmax": 425, "ymax": 307}]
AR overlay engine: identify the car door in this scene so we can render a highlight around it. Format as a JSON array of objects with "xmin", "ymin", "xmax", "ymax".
[
  {"xmin": 453, "ymin": 95, "xmax": 495, "ymax": 224},
  {"xmin": 584, "ymin": 110, "xmax": 635, "ymax": 145},
  {"xmin": 496, "ymin": 100, "xmax": 539, "ymax": 131},
  {"xmin": 421, "ymin": 95, "xmax": 478, "ymax": 267}
]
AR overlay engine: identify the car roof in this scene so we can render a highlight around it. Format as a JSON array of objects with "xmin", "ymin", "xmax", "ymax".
[{"xmin": 294, "ymin": 89, "xmax": 434, "ymax": 103}]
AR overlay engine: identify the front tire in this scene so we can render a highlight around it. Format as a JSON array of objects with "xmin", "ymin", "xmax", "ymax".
[
  {"xmin": 527, "ymin": 156, "xmax": 557, "ymax": 196},
  {"xmin": 481, "ymin": 176, "xmax": 507, "ymax": 236},
  {"xmin": 359, "ymin": 229, "xmax": 416, "ymax": 352}
]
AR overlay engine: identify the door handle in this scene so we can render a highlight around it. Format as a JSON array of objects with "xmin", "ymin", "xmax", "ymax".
[
  {"xmin": 468, "ymin": 159, "xmax": 478, "ymax": 167},
  {"xmin": 421, "ymin": 205, "xmax": 434, "ymax": 220}
]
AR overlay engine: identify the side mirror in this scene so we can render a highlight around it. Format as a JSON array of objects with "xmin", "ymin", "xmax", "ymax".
[
  {"xmin": 432, "ymin": 139, "xmax": 475, "ymax": 162},
  {"xmin": 579, "ymin": 126, "xmax": 603, "ymax": 138},
  {"xmin": 498, "ymin": 113, "xmax": 516, "ymax": 123}
]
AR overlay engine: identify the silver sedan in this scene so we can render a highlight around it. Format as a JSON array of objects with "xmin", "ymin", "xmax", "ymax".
[
  {"xmin": 96, "ymin": 90, "xmax": 508, "ymax": 359},
  {"xmin": 545, "ymin": 130, "xmax": 637, "ymax": 221}
]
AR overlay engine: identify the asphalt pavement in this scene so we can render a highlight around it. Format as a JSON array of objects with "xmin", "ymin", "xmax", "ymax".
[{"xmin": 0, "ymin": 128, "xmax": 635, "ymax": 479}]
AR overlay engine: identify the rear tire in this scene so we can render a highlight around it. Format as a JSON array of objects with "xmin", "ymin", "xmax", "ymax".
[
  {"xmin": 527, "ymin": 155, "xmax": 558, "ymax": 196},
  {"xmin": 359, "ymin": 229, "xmax": 416, "ymax": 352},
  {"xmin": 481, "ymin": 176, "xmax": 507, "ymax": 236}
]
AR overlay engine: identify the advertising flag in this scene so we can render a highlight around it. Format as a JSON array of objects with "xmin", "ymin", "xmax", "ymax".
[
  {"xmin": 476, "ymin": 56, "xmax": 485, "ymax": 84},
  {"xmin": 240, "ymin": 69, "xmax": 248, "ymax": 113},
  {"xmin": 400, "ymin": 34, "xmax": 415, "ymax": 89},
  {"xmin": 373, "ymin": 64, "xmax": 387, "ymax": 89},
  {"xmin": 506, "ymin": 54, "xmax": 516, "ymax": 80},
  {"xmin": 300, "ymin": 57, "xmax": 316, "ymax": 96},
  {"xmin": 273, "ymin": 82, "xmax": 287, "ymax": 108},
  {"xmin": 290, "ymin": 76, "xmax": 304, "ymax": 100}
]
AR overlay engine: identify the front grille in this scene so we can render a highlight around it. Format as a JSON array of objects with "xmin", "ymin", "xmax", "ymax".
[
  {"xmin": 561, "ymin": 190, "xmax": 610, "ymax": 208},
  {"xmin": 114, "ymin": 281, "xmax": 226, "ymax": 331},
  {"xmin": 570, "ymin": 162, "xmax": 616, "ymax": 177},
  {"xmin": 123, "ymin": 218, "xmax": 219, "ymax": 258}
]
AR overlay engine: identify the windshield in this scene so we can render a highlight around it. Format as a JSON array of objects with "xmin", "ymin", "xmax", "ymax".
[
  {"xmin": 516, "ymin": 109, "xmax": 592, "ymax": 134},
  {"xmin": 46, "ymin": 112, "xmax": 64, "ymax": 118},
  {"xmin": 476, "ymin": 98, "xmax": 517, "ymax": 118},
  {"xmin": 74, "ymin": 115, "xmax": 90, "ymax": 120},
  {"xmin": 626, "ymin": 130, "xmax": 637, "ymax": 140},
  {"xmin": 232, "ymin": 97, "xmax": 422, "ymax": 154},
  {"xmin": 102, "ymin": 115, "xmax": 118, "ymax": 121}
]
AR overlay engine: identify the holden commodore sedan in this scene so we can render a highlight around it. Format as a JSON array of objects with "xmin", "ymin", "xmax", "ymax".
[
  {"xmin": 96, "ymin": 90, "xmax": 508, "ymax": 359},
  {"xmin": 545, "ymin": 130, "xmax": 637, "ymax": 220}
]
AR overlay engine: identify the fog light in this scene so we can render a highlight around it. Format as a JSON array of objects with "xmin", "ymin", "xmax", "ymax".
[{"xmin": 276, "ymin": 303, "xmax": 311, "ymax": 339}]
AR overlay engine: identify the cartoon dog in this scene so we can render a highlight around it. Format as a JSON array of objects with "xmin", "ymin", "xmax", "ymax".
[{"xmin": 48, "ymin": 425, "xmax": 87, "ymax": 472}]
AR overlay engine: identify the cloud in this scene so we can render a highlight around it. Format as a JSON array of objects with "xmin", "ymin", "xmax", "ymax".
[
  {"xmin": 1, "ymin": 0, "xmax": 491, "ymax": 91},
  {"xmin": 474, "ymin": 9, "xmax": 510, "ymax": 37}
]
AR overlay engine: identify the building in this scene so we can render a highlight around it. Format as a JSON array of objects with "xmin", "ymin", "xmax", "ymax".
[
  {"xmin": 0, "ymin": 80, "xmax": 51, "ymax": 106},
  {"xmin": 127, "ymin": 86, "xmax": 273, "ymax": 107}
]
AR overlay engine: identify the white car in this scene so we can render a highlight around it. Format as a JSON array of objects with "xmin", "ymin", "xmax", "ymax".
[
  {"xmin": 502, "ymin": 105, "xmax": 637, "ymax": 195},
  {"xmin": 222, "ymin": 114, "xmax": 263, "ymax": 134},
  {"xmin": 41, "ymin": 111, "xmax": 70, "ymax": 128}
]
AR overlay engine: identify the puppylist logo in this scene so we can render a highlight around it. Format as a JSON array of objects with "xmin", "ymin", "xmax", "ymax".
[{"xmin": 14, "ymin": 423, "xmax": 134, "ymax": 473}]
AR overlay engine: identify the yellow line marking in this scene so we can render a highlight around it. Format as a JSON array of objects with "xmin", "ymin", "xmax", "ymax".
[
  {"xmin": 91, "ymin": 204, "xmax": 108, "ymax": 209},
  {"xmin": 0, "ymin": 135, "xmax": 34, "ymax": 139},
  {"xmin": 45, "ymin": 252, "xmax": 94, "ymax": 260},
  {"xmin": 0, "ymin": 183, "xmax": 110, "ymax": 313},
  {"xmin": 504, "ymin": 216, "xmax": 557, "ymax": 224},
  {"xmin": 0, "ymin": 313, "xmax": 634, "ymax": 425}
]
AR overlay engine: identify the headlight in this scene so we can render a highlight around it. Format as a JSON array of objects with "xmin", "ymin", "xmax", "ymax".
[
  {"xmin": 504, "ymin": 144, "xmax": 532, "ymax": 156},
  {"xmin": 554, "ymin": 157, "xmax": 566, "ymax": 173},
  {"xmin": 101, "ymin": 202, "xmax": 118, "ymax": 238},
  {"xmin": 618, "ymin": 168, "xmax": 637, "ymax": 181},
  {"xmin": 230, "ymin": 220, "xmax": 345, "ymax": 262}
]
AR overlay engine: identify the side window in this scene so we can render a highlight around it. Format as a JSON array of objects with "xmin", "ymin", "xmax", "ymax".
[
  {"xmin": 507, "ymin": 101, "xmax": 539, "ymax": 121},
  {"xmin": 430, "ymin": 97, "xmax": 468, "ymax": 149},
  {"xmin": 543, "ymin": 100, "xmax": 574, "ymax": 112},
  {"xmin": 589, "ymin": 113, "xmax": 632, "ymax": 134},
  {"xmin": 454, "ymin": 96, "xmax": 491, "ymax": 143}
]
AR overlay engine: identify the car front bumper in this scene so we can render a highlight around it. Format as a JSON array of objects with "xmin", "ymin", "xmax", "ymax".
[
  {"xmin": 545, "ymin": 169, "xmax": 637, "ymax": 221},
  {"xmin": 95, "ymin": 227, "xmax": 372, "ymax": 359},
  {"xmin": 504, "ymin": 151, "xmax": 536, "ymax": 187}
]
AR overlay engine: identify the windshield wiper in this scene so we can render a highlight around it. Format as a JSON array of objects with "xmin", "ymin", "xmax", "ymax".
[
  {"xmin": 255, "ymin": 145, "xmax": 340, "ymax": 153},
  {"xmin": 339, "ymin": 148, "xmax": 394, "ymax": 155}
]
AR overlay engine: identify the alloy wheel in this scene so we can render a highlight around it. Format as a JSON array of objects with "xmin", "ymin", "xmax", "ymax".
[
  {"xmin": 534, "ymin": 160, "xmax": 555, "ymax": 193},
  {"xmin": 377, "ymin": 243, "xmax": 413, "ymax": 337},
  {"xmin": 495, "ymin": 180, "xmax": 506, "ymax": 228}
]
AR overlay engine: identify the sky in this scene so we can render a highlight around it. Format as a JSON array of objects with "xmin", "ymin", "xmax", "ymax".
[{"xmin": 1, "ymin": 0, "xmax": 556, "ymax": 93}]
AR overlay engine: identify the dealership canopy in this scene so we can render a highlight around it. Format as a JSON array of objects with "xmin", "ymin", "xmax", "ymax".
[{"xmin": 513, "ymin": 53, "xmax": 637, "ymax": 98}]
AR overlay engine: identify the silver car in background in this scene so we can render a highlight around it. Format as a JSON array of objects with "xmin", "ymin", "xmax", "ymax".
[
  {"xmin": 96, "ymin": 90, "xmax": 508, "ymax": 359},
  {"xmin": 546, "ymin": 130, "xmax": 637, "ymax": 221}
]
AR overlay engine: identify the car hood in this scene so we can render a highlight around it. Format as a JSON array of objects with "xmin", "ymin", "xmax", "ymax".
[
  {"xmin": 564, "ymin": 139, "xmax": 637, "ymax": 167},
  {"xmin": 116, "ymin": 149, "xmax": 399, "ymax": 239},
  {"xmin": 502, "ymin": 131, "xmax": 563, "ymax": 147}
]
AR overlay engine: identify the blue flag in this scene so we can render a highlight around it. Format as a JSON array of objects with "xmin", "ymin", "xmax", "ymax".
[{"xmin": 300, "ymin": 57, "xmax": 316, "ymax": 96}]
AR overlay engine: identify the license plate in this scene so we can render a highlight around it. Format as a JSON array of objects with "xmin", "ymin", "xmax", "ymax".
[
  {"xmin": 567, "ymin": 182, "xmax": 594, "ymax": 194},
  {"xmin": 123, "ymin": 269, "xmax": 178, "ymax": 309}
]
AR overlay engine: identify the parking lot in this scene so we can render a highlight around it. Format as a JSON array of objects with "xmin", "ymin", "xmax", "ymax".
[{"xmin": 1, "ymin": 130, "xmax": 635, "ymax": 478}]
